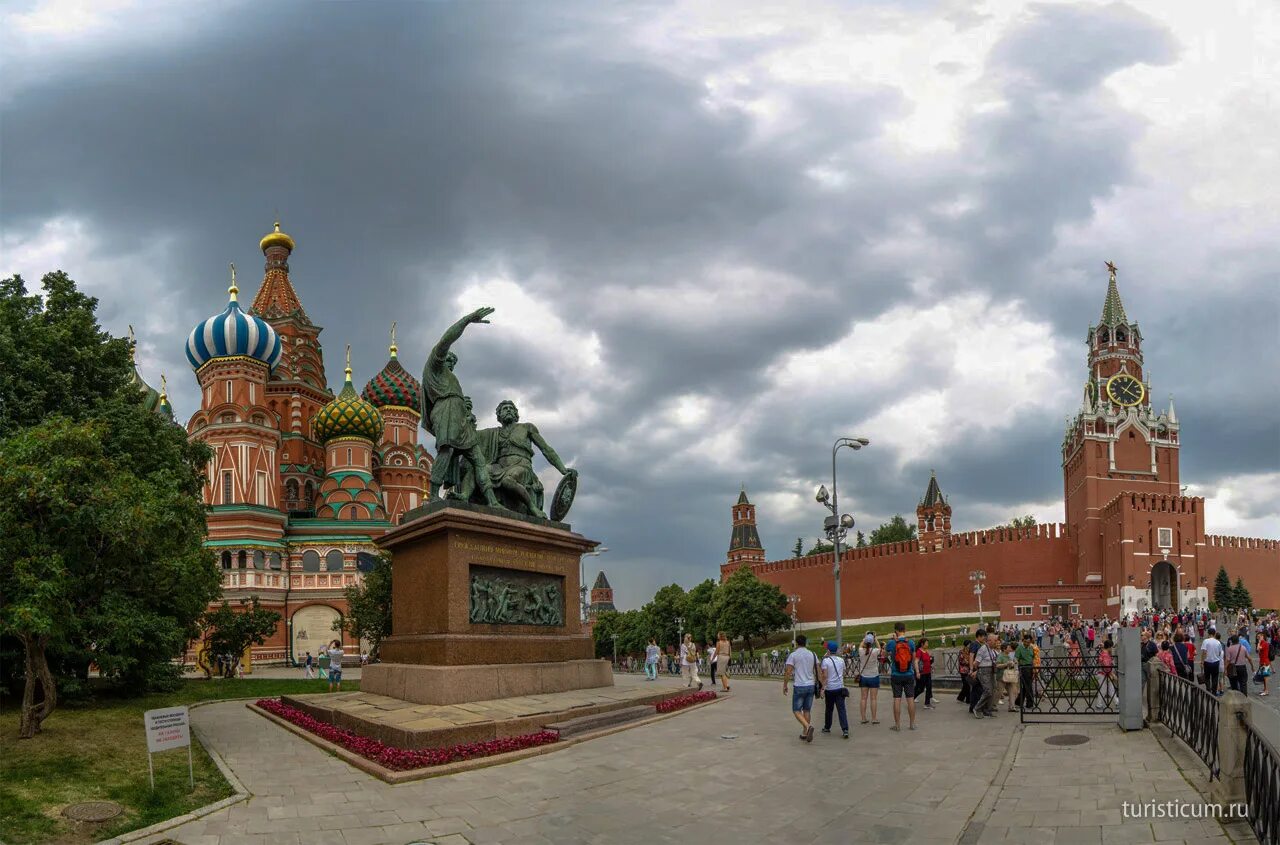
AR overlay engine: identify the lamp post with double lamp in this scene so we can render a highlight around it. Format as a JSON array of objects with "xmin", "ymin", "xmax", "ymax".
[
  {"xmin": 789, "ymin": 594, "xmax": 801, "ymax": 647},
  {"xmin": 815, "ymin": 436, "xmax": 870, "ymax": 649},
  {"xmin": 675, "ymin": 616, "xmax": 686, "ymax": 677},
  {"xmin": 579, "ymin": 546, "xmax": 609, "ymax": 623},
  {"xmin": 970, "ymin": 570, "xmax": 986, "ymax": 626}
]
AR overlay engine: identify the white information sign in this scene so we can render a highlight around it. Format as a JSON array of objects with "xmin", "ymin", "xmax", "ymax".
[
  {"xmin": 143, "ymin": 706, "xmax": 194, "ymax": 789},
  {"xmin": 144, "ymin": 706, "xmax": 191, "ymax": 752}
]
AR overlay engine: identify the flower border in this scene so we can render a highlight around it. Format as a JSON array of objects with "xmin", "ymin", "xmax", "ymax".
[
  {"xmin": 655, "ymin": 690, "xmax": 717, "ymax": 713},
  {"xmin": 254, "ymin": 698, "xmax": 558, "ymax": 771}
]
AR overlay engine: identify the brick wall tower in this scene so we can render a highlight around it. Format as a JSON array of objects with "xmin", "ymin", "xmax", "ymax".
[
  {"xmin": 250, "ymin": 221, "xmax": 330, "ymax": 515},
  {"xmin": 362, "ymin": 323, "xmax": 431, "ymax": 523},
  {"xmin": 917, "ymin": 470, "xmax": 952, "ymax": 552},
  {"xmin": 588, "ymin": 571, "xmax": 616, "ymax": 619},
  {"xmin": 727, "ymin": 488, "xmax": 766, "ymax": 568},
  {"xmin": 312, "ymin": 347, "xmax": 387, "ymax": 521},
  {"xmin": 1062, "ymin": 262, "xmax": 1182, "ymax": 592},
  {"xmin": 185, "ymin": 265, "xmax": 287, "ymax": 574}
]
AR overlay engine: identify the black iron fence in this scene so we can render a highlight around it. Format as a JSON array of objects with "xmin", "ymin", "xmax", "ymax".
[
  {"xmin": 1019, "ymin": 653, "xmax": 1118, "ymax": 722},
  {"xmin": 1157, "ymin": 669, "xmax": 1220, "ymax": 780},
  {"xmin": 1239, "ymin": 710, "xmax": 1280, "ymax": 845}
]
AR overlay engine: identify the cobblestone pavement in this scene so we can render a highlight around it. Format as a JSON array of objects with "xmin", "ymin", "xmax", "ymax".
[{"xmin": 133, "ymin": 673, "xmax": 1217, "ymax": 845}]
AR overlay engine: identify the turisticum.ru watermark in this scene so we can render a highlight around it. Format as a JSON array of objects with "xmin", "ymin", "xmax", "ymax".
[{"xmin": 1122, "ymin": 800, "xmax": 1248, "ymax": 820}]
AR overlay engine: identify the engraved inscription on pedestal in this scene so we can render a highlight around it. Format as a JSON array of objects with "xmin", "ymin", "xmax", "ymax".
[{"xmin": 468, "ymin": 565, "xmax": 565, "ymax": 626}]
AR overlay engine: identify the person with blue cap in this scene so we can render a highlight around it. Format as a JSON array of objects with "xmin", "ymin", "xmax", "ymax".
[{"xmin": 820, "ymin": 640, "xmax": 850, "ymax": 738}]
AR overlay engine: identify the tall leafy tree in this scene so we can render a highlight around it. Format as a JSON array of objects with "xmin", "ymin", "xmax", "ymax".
[
  {"xmin": 805, "ymin": 539, "xmax": 834, "ymax": 555},
  {"xmin": 792, "ymin": 538, "xmax": 804, "ymax": 557},
  {"xmin": 642, "ymin": 584, "xmax": 687, "ymax": 648},
  {"xmin": 855, "ymin": 531, "xmax": 867, "ymax": 548},
  {"xmin": 682, "ymin": 578, "xmax": 719, "ymax": 644},
  {"xmin": 869, "ymin": 514, "xmax": 917, "ymax": 546},
  {"xmin": 1001, "ymin": 515, "xmax": 1037, "ymax": 529},
  {"xmin": 0, "ymin": 272, "xmax": 217, "ymax": 738},
  {"xmin": 712, "ymin": 565, "xmax": 789, "ymax": 652},
  {"xmin": 338, "ymin": 554, "xmax": 393, "ymax": 661},
  {"xmin": 1213, "ymin": 566, "xmax": 1233, "ymax": 609}
]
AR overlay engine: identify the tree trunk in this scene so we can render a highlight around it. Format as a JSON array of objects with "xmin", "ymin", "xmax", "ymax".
[{"xmin": 18, "ymin": 635, "xmax": 56, "ymax": 739}]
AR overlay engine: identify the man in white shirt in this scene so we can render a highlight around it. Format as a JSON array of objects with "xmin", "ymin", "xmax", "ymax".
[
  {"xmin": 783, "ymin": 634, "xmax": 819, "ymax": 742},
  {"xmin": 1201, "ymin": 630, "xmax": 1224, "ymax": 695},
  {"xmin": 819, "ymin": 641, "xmax": 849, "ymax": 739}
]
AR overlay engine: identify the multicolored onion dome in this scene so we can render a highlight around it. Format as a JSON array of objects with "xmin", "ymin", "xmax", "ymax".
[
  {"xmin": 259, "ymin": 220, "xmax": 295, "ymax": 252},
  {"xmin": 313, "ymin": 353, "xmax": 384, "ymax": 444},
  {"xmin": 185, "ymin": 271, "xmax": 282, "ymax": 372},
  {"xmin": 362, "ymin": 331, "xmax": 422, "ymax": 411}
]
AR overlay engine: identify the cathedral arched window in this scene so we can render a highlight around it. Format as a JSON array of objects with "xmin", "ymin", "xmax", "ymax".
[
  {"xmin": 325, "ymin": 550, "xmax": 344, "ymax": 571},
  {"xmin": 302, "ymin": 550, "xmax": 321, "ymax": 572},
  {"xmin": 1116, "ymin": 328, "xmax": 1127, "ymax": 343},
  {"xmin": 221, "ymin": 412, "xmax": 236, "ymax": 424},
  {"xmin": 222, "ymin": 471, "xmax": 234, "ymax": 504},
  {"xmin": 269, "ymin": 552, "xmax": 282, "ymax": 570},
  {"xmin": 237, "ymin": 550, "xmax": 248, "ymax": 569},
  {"xmin": 285, "ymin": 479, "xmax": 299, "ymax": 506},
  {"xmin": 304, "ymin": 481, "xmax": 315, "ymax": 504},
  {"xmin": 253, "ymin": 550, "xmax": 266, "ymax": 570},
  {"xmin": 1098, "ymin": 328, "xmax": 1110, "ymax": 344},
  {"xmin": 252, "ymin": 414, "xmax": 266, "ymax": 426},
  {"xmin": 221, "ymin": 551, "xmax": 232, "ymax": 570}
]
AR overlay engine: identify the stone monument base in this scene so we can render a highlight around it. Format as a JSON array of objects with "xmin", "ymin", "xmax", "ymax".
[{"xmin": 362, "ymin": 659, "xmax": 612, "ymax": 706}]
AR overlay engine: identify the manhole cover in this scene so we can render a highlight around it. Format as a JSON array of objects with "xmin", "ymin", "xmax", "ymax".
[
  {"xmin": 1045, "ymin": 734, "xmax": 1090, "ymax": 746},
  {"xmin": 62, "ymin": 801, "xmax": 123, "ymax": 822},
  {"xmin": 720, "ymin": 734, "xmax": 739, "ymax": 740}
]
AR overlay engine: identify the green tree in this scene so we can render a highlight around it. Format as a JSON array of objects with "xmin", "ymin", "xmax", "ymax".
[
  {"xmin": 712, "ymin": 565, "xmax": 790, "ymax": 652},
  {"xmin": 869, "ymin": 514, "xmax": 917, "ymax": 546},
  {"xmin": 855, "ymin": 531, "xmax": 867, "ymax": 548},
  {"xmin": 1233, "ymin": 578, "xmax": 1252, "ymax": 610},
  {"xmin": 199, "ymin": 598, "xmax": 282, "ymax": 677},
  {"xmin": 805, "ymin": 539, "xmax": 834, "ymax": 555},
  {"xmin": 1001, "ymin": 515, "xmax": 1037, "ymax": 529},
  {"xmin": 337, "ymin": 554, "xmax": 392, "ymax": 661},
  {"xmin": 642, "ymin": 584, "xmax": 687, "ymax": 648},
  {"xmin": 682, "ymin": 578, "xmax": 719, "ymax": 645},
  {"xmin": 1213, "ymin": 566, "xmax": 1233, "ymax": 609},
  {"xmin": 0, "ymin": 272, "xmax": 218, "ymax": 738},
  {"xmin": 792, "ymin": 538, "xmax": 804, "ymax": 557},
  {"xmin": 592, "ymin": 609, "xmax": 648, "ymax": 659}
]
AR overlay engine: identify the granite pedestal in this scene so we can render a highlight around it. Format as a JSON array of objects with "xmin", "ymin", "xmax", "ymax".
[{"xmin": 362, "ymin": 501, "xmax": 612, "ymax": 706}]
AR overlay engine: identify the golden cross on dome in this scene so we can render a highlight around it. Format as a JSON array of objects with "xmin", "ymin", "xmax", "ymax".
[
  {"xmin": 389, "ymin": 321, "xmax": 398, "ymax": 358},
  {"xmin": 228, "ymin": 262, "xmax": 239, "ymax": 301},
  {"xmin": 345, "ymin": 343, "xmax": 352, "ymax": 379},
  {"xmin": 128, "ymin": 324, "xmax": 136, "ymax": 360},
  {"xmin": 160, "ymin": 373, "xmax": 167, "ymax": 396},
  {"xmin": 1105, "ymin": 260, "xmax": 1118, "ymax": 280}
]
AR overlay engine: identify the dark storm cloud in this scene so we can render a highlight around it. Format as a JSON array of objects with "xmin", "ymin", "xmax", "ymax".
[{"xmin": 3, "ymin": 1, "xmax": 1275, "ymax": 607}]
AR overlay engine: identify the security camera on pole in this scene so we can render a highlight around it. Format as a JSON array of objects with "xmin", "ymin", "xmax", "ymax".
[{"xmin": 815, "ymin": 436, "xmax": 870, "ymax": 649}]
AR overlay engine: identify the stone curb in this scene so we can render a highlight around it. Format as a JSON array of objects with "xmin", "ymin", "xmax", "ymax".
[
  {"xmin": 1148, "ymin": 724, "xmax": 1248, "ymax": 843},
  {"xmin": 92, "ymin": 698, "xmax": 255, "ymax": 845},
  {"xmin": 246, "ymin": 692, "xmax": 727, "ymax": 784}
]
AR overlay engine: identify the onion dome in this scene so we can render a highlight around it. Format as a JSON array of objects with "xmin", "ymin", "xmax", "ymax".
[
  {"xmin": 362, "ymin": 323, "xmax": 422, "ymax": 412},
  {"xmin": 158, "ymin": 374, "xmax": 173, "ymax": 419},
  {"xmin": 185, "ymin": 264, "xmax": 283, "ymax": 372},
  {"xmin": 312, "ymin": 346, "xmax": 384, "ymax": 443},
  {"xmin": 128, "ymin": 325, "xmax": 162, "ymax": 411},
  {"xmin": 259, "ymin": 219, "xmax": 295, "ymax": 253}
]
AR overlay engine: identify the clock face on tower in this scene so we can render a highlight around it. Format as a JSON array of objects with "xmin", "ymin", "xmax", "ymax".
[{"xmin": 1106, "ymin": 373, "xmax": 1145, "ymax": 407}]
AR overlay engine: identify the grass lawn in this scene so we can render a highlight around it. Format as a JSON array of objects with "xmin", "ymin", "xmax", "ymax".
[
  {"xmin": 747, "ymin": 615, "xmax": 993, "ymax": 653},
  {"xmin": 0, "ymin": 677, "xmax": 359, "ymax": 845}
]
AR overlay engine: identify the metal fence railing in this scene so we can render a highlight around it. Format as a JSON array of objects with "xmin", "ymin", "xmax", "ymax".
[
  {"xmin": 1157, "ymin": 669, "xmax": 1220, "ymax": 780},
  {"xmin": 616, "ymin": 647, "xmax": 973, "ymax": 681},
  {"xmin": 1239, "ymin": 710, "xmax": 1280, "ymax": 845},
  {"xmin": 1018, "ymin": 653, "xmax": 1119, "ymax": 722}
]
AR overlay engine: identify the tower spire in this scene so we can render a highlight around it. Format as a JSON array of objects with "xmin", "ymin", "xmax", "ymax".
[
  {"xmin": 228, "ymin": 263, "xmax": 238, "ymax": 302},
  {"xmin": 389, "ymin": 321, "xmax": 398, "ymax": 358},
  {"xmin": 1100, "ymin": 260, "xmax": 1127, "ymax": 325},
  {"xmin": 345, "ymin": 344, "xmax": 352, "ymax": 381}
]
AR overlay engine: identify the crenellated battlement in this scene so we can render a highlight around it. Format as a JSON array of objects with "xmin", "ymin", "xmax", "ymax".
[
  {"xmin": 1206, "ymin": 534, "xmax": 1279, "ymax": 551},
  {"xmin": 1102, "ymin": 491, "xmax": 1204, "ymax": 518}
]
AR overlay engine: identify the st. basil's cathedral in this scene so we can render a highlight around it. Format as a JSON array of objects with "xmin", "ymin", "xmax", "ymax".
[{"xmin": 134, "ymin": 222, "xmax": 433, "ymax": 665}]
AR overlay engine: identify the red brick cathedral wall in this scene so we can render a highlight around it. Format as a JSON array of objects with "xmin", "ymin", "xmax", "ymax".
[
  {"xmin": 725, "ymin": 525, "xmax": 1076, "ymax": 623},
  {"xmin": 1201, "ymin": 536, "xmax": 1280, "ymax": 609}
]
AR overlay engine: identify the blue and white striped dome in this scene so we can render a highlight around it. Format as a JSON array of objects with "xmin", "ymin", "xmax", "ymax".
[{"xmin": 185, "ymin": 283, "xmax": 283, "ymax": 372}]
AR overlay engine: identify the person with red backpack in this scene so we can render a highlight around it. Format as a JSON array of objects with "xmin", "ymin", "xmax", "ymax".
[{"xmin": 883, "ymin": 621, "xmax": 919, "ymax": 731}]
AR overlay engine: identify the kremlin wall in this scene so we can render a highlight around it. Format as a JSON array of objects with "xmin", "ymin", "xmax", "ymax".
[{"xmin": 721, "ymin": 269, "xmax": 1279, "ymax": 623}]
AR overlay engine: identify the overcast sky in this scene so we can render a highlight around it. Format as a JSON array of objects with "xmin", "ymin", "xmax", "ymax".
[{"xmin": 4, "ymin": 0, "xmax": 1278, "ymax": 609}]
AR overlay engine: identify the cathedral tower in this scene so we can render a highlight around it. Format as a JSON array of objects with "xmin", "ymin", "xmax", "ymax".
[
  {"xmin": 916, "ymin": 471, "xmax": 951, "ymax": 552},
  {"xmin": 1062, "ymin": 263, "xmax": 1182, "ymax": 586},
  {"xmin": 727, "ymin": 488, "xmax": 766, "ymax": 567},
  {"xmin": 312, "ymin": 347, "xmax": 387, "ymax": 521},
  {"xmin": 588, "ymin": 571, "xmax": 616, "ymax": 618},
  {"xmin": 363, "ymin": 323, "xmax": 431, "ymax": 523}
]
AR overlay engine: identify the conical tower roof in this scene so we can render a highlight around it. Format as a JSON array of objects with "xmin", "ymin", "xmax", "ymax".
[
  {"xmin": 1099, "ymin": 261, "xmax": 1128, "ymax": 326},
  {"xmin": 920, "ymin": 470, "xmax": 946, "ymax": 507},
  {"xmin": 251, "ymin": 220, "xmax": 310, "ymax": 323},
  {"xmin": 592, "ymin": 571, "xmax": 612, "ymax": 590}
]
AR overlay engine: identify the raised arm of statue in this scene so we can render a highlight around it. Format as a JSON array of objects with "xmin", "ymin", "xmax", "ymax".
[
  {"xmin": 428, "ymin": 307, "xmax": 495, "ymax": 369},
  {"xmin": 529, "ymin": 424, "xmax": 573, "ymax": 476}
]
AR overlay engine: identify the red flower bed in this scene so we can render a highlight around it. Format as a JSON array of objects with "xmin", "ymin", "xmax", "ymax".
[
  {"xmin": 655, "ymin": 691, "xmax": 717, "ymax": 713},
  {"xmin": 254, "ymin": 698, "xmax": 558, "ymax": 771}
]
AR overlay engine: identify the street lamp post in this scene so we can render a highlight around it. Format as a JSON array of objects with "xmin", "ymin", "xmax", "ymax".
[
  {"xmin": 674, "ymin": 615, "xmax": 685, "ymax": 677},
  {"xmin": 788, "ymin": 593, "xmax": 800, "ymax": 646},
  {"xmin": 970, "ymin": 570, "xmax": 986, "ymax": 626},
  {"xmin": 816, "ymin": 437, "xmax": 870, "ymax": 649},
  {"xmin": 611, "ymin": 632, "xmax": 618, "ymax": 667}
]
